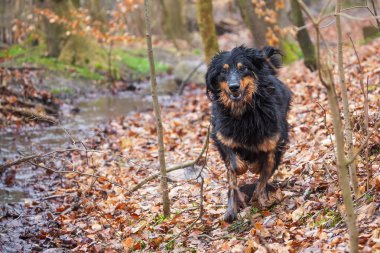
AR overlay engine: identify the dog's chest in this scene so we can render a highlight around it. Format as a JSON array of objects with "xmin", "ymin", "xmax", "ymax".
[{"xmin": 214, "ymin": 114, "xmax": 277, "ymax": 150}]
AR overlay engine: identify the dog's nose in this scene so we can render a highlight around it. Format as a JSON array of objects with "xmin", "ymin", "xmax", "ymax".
[{"xmin": 229, "ymin": 83, "xmax": 240, "ymax": 92}]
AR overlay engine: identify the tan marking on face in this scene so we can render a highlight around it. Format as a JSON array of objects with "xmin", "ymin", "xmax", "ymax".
[
  {"xmin": 216, "ymin": 131, "xmax": 240, "ymax": 149},
  {"xmin": 220, "ymin": 81, "xmax": 229, "ymax": 90},
  {"xmin": 223, "ymin": 64, "xmax": 229, "ymax": 71},
  {"xmin": 235, "ymin": 155, "xmax": 248, "ymax": 175},
  {"xmin": 218, "ymin": 81, "xmax": 232, "ymax": 108},
  {"xmin": 237, "ymin": 62, "xmax": 243, "ymax": 70},
  {"xmin": 240, "ymin": 76, "xmax": 256, "ymax": 104},
  {"xmin": 248, "ymin": 160, "xmax": 261, "ymax": 174},
  {"xmin": 218, "ymin": 76, "xmax": 256, "ymax": 117},
  {"xmin": 258, "ymin": 134, "xmax": 280, "ymax": 152}
]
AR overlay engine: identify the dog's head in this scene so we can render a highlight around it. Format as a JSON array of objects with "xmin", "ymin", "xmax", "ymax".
[{"xmin": 205, "ymin": 46, "xmax": 281, "ymax": 110}]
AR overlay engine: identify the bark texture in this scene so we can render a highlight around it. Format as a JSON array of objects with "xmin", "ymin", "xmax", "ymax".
[
  {"xmin": 160, "ymin": 0, "xmax": 189, "ymax": 43},
  {"xmin": 196, "ymin": 0, "xmax": 219, "ymax": 64},
  {"xmin": 290, "ymin": 0, "xmax": 317, "ymax": 71},
  {"xmin": 235, "ymin": 0, "xmax": 267, "ymax": 48},
  {"xmin": 37, "ymin": 0, "xmax": 74, "ymax": 57},
  {"xmin": 0, "ymin": 0, "xmax": 26, "ymax": 45}
]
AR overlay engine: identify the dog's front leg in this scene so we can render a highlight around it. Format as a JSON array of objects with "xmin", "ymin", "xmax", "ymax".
[
  {"xmin": 224, "ymin": 169, "xmax": 238, "ymax": 222},
  {"xmin": 223, "ymin": 151, "xmax": 248, "ymax": 223},
  {"xmin": 254, "ymin": 151, "xmax": 276, "ymax": 208}
]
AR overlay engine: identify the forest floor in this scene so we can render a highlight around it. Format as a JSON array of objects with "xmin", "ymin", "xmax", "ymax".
[{"xmin": 1, "ymin": 37, "xmax": 380, "ymax": 252}]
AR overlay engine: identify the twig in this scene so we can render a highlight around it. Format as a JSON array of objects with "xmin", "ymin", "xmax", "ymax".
[
  {"xmin": 316, "ymin": 101, "xmax": 336, "ymax": 160},
  {"xmin": 347, "ymin": 33, "xmax": 371, "ymax": 190},
  {"xmin": 364, "ymin": 77, "xmax": 370, "ymax": 190},
  {"xmin": 346, "ymin": 120, "xmax": 380, "ymax": 166},
  {"xmin": 28, "ymin": 161, "xmax": 129, "ymax": 191},
  {"xmin": 336, "ymin": 0, "xmax": 359, "ymax": 197},
  {"xmin": 166, "ymin": 175, "xmax": 205, "ymax": 245},
  {"xmin": 177, "ymin": 61, "xmax": 204, "ymax": 95},
  {"xmin": 0, "ymin": 105, "xmax": 57, "ymax": 124},
  {"xmin": 125, "ymin": 125, "xmax": 210, "ymax": 195},
  {"xmin": 197, "ymin": 234, "xmax": 248, "ymax": 242},
  {"xmin": 0, "ymin": 148, "xmax": 87, "ymax": 173},
  {"xmin": 165, "ymin": 128, "xmax": 210, "ymax": 246},
  {"xmin": 144, "ymin": 0, "xmax": 170, "ymax": 217},
  {"xmin": 370, "ymin": 0, "xmax": 380, "ymax": 30},
  {"xmin": 40, "ymin": 194, "xmax": 69, "ymax": 201}
]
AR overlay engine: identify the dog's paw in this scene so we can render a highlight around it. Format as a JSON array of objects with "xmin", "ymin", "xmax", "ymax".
[{"xmin": 224, "ymin": 209, "xmax": 238, "ymax": 223}]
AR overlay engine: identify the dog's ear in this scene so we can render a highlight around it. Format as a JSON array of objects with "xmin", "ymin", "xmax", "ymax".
[
  {"xmin": 246, "ymin": 46, "xmax": 282, "ymax": 75},
  {"xmin": 205, "ymin": 52, "xmax": 227, "ymax": 100},
  {"xmin": 262, "ymin": 46, "xmax": 282, "ymax": 74}
]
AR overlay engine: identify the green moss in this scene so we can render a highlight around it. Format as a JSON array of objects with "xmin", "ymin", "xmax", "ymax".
[
  {"xmin": 59, "ymin": 35, "xmax": 108, "ymax": 69},
  {"xmin": 51, "ymin": 87, "xmax": 74, "ymax": 95},
  {"xmin": 1, "ymin": 42, "xmax": 168, "ymax": 81},
  {"xmin": 281, "ymin": 40, "xmax": 303, "ymax": 65},
  {"xmin": 250, "ymin": 207, "xmax": 259, "ymax": 214},
  {"xmin": 1, "ymin": 45, "xmax": 26, "ymax": 57},
  {"xmin": 193, "ymin": 48, "xmax": 201, "ymax": 55},
  {"xmin": 362, "ymin": 32, "xmax": 380, "ymax": 44},
  {"xmin": 74, "ymin": 65, "xmax": 103, "ymax": 80},
  {"xmin": 313, "ymin": 208, "xmax": 342, "ymax": 228},
  {"xmin": 118, "ymin": 50, "xmax": 168, "ymax": 74}
]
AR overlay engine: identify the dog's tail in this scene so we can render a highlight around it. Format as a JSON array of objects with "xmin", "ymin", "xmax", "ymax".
[{"xmin": 262, "ymin": 46, "xmax": 282, "ymax": 75}]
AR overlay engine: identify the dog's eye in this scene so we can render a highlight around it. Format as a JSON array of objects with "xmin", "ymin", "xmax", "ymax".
[
  {"xmin": 221, "ymin": 68, "xmax": 228, "ymax": 74},
  {"xmin": 239, "ymin": 66, "xmax": 248, "ymax": 72}
]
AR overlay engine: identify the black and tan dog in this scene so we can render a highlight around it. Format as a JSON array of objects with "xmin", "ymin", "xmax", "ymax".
[{"xmin": 206, "ymin": 46, "xmax": 291, "ymax": 222}]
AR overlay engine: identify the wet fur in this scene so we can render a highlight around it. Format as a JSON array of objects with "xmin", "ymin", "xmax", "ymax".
[{"xmin": 205, "ymin": 46, "xmax": 291, "ymax": 222}]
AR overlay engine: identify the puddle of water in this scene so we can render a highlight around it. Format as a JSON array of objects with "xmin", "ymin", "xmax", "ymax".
[
  {"xmin": 0, "ymin": 189, "xmax": 27, "ymax": 204},
  {"xmin": 0, "ymin": 93, "xmax": 151, "ymax": 160}
]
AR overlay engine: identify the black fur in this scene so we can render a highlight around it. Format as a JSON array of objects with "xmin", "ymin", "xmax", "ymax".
[{"xmin": 205, "ymin": 45, "xmax": 291, "ymax": 222}]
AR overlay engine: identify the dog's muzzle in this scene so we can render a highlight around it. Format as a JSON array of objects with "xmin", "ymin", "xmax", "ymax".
[{"xmin": 228, "ymin": 81, "xmax": 243, "ymax": 101}]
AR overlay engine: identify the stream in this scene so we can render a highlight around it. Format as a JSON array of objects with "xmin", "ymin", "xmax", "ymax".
[
  {"xmin": 0, "ymin": 92, "xmax": 153, "ymax": 161},
  {"xmin": 0, "ymin": 76, "xmax": 205, "ymax": 205},
  {"xmin": 0, "ymin": 91, "xmax": 154, "ymax": 205}
]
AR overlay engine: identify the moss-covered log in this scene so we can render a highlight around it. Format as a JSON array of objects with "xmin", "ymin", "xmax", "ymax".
[{"xmin": 58, "ymin": 35, "xmax": 107, "ymax": 69}]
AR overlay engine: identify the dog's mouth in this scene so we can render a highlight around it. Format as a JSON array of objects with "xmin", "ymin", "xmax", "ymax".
[{"xmin": 229, "ymin": 90, "xmax": 244, "ymax": 102}]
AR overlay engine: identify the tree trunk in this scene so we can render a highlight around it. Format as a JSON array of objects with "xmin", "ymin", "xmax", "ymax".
[
  {"xmin": 144, "ymin": 0, "xmax": 171, "ymax": 217},
  {"xmin": 36, "ymin": 0, "xmax": 74, "ymax": 57},
  {"xmin": 196, "ymin": 0, "xmax": 219, "ymax": 64},
  {"xmin": 321, "ymin": 65, "xmax": 359, "ymax": 253},
  {"xmin": 336, "ymin": 0, "xmax": 359, "ymax": 197},
  {"xmin": 160, "ymin": 0, "xmax": 189, "ymax": 44},
  {"xmin": 290, "ymin": 0, "xmax": 317, "ymax": 71},
  {"xmin": 0, "ymin": 0, "xmax": 27, "ymax": 44},
  {"xmin": 314, "ymin": 23, "xmax": 359, "ymax": 253},
  {"xmin": 235, "ymin": 0, "xmax": 267, "ymax": 48}
]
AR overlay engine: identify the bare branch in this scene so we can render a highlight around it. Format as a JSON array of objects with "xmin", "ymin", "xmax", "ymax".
[
  {"xmin": 370, "ymin": 0, "xmax": 380, "ymax": 30},
  {"xmin": 125, "ymin": 125, "xmax": 210, "ymax": 195},
  {"xmin": 0, "ymin": 148, "xmax": 84, "ymax": 173},
  {"xmin": 177, "ymin": 61, "xmax": 204, "ymax": 95},
  {"xmin": 346, "ymin": 120, "xmax": 380, "ymax": 166},
  {"xmin": 144, "ymin": 0, "xmax": 170, "ymax": 217},
  {"xmin": 29, "ymin": 161, "xmax": 128, "ymax": 191},
  {"xmin": 336, "ymin": 1, "xmax": 359, "ymax": 197},
  {"xmin": 0, "ymin": 105, "xmax": 58, "ymax": 124}
]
